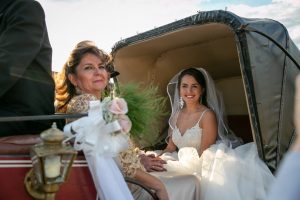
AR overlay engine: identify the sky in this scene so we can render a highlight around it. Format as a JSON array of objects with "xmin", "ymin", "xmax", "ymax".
[{"xmin": 37, "ymin": 0, "xmax": 300, "ymax": 72}]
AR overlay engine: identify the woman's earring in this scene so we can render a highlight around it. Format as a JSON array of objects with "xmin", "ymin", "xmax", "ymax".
[
  {"xmin": 179, "ymin": 97, "xmax": 184, "ymax": 109},
  {"xmin": 75, "ymin": 86, "xmax": 82, "ymax": 95}
]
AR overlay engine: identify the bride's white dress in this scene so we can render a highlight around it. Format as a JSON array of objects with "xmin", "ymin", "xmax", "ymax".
[{"xmin": 150, "ymin": 114, "xmax": 274, "ymax": 200}]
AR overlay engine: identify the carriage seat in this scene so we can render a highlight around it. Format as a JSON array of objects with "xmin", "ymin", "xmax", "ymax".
[
  {"xmin": 227, "ymin": 115, "xmax": 253, "ymax": 143},
  {"xmin": 0, "ymin": 135, "xmax": 41, "ymax": 155}
]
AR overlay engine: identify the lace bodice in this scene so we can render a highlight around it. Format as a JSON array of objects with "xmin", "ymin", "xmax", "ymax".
[
  {"xmin": 171, "ymin": 109, "xmax": 209, "ymax": 151},
  {"xmin": 172, "ymin": 124, "xmax": 202, "ymax": 150}
]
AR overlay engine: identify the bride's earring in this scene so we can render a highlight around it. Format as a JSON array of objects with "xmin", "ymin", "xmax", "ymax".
[{"xmin": 179, "ymin": 97, "xmax": 184, "ymax": 109}]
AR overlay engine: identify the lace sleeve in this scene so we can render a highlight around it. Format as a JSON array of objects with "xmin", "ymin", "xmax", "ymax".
[
  {"xmin": 66, "ymin": 94, "xmax": 98, "ymax": 114},
  {"xmin": 66, "ymin": 94, "xmax": 145, "ymax": 177},
  {"xmin": 66, "ymin": 94, "xmax": 98, "ymax": 123},
  {"xmin": 118, "ymin": 143, "xmax": 145, "ymax": 178}
]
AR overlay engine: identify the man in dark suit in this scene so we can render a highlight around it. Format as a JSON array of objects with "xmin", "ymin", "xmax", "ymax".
[{"xmin": 0, "ymin": 0, "xmax": 55, "ymax": 136}]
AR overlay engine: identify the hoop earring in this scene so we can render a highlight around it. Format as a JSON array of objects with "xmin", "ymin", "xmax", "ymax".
[{"xmin": 179, "ymin": 97, "xmax": 184, "ymax": 109}]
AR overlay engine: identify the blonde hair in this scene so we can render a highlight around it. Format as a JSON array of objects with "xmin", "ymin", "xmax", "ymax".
[{"xmin": 55, "ymin": 40, "xmax": 111, "ymax": 113}]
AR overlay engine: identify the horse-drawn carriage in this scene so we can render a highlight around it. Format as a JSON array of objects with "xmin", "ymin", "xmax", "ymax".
[{"xmin": 0, "ymin": 10, "xmax": 299, "ymax": 199}]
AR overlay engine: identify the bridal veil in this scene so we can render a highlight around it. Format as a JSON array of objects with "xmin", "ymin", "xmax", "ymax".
[{"xmin": 167, "ymin": 67, "xmax": 242, "ymax": 148}]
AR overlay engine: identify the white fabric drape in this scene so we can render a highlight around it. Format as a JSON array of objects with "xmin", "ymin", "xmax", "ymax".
[{"xmin": 64, "ymin": 100, "xmax": 133, "ymax": 200}]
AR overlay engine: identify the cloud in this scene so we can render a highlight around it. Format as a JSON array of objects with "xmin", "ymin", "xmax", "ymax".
[
  {"xmin": 38, "ymin": 0, "xmax": 200, "ymax": 70},
  {"xmin": 46, "ymin": 0, "xmax": 82, "ymax": 3},
  {"xmin": 38, "ymin": 0, "xmax": 299, "ymax": 71},
  {"xmin": 227, "ymin": 0, "xmax": 300, "ymax": 48}
]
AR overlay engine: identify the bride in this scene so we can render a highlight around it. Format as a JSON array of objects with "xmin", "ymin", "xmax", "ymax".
[{"xmin": 150, "ymin": 67, "xmax": 274, "ymax": 200}]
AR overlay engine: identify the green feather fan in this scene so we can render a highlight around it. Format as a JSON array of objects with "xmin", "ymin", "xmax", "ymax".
[{"xmin": 119, "ymin": 83, "xmax": 169, "ymax": 148}]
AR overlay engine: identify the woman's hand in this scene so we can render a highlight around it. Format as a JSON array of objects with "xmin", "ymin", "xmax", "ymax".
[
  {"xmin": 134, "ymin": 169, "xmax": 169, "ymax": 200},
  {"xmin": 139, "ymin": 154, "xmax": 167, "ymax": 172},
  {"xmin": 155, "ymin": 184, "xmax": 169, "ymax": 200}
]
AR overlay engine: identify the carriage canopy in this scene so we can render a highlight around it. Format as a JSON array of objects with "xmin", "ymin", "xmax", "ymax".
[{"xmin": 111, "ymin": 10, "xmax": 300, "ymax": 171}]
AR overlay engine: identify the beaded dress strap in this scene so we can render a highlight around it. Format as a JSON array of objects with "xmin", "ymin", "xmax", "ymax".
[{"xmin": 197, "ymin": 109, "xmax": 210, "ymax": 124}]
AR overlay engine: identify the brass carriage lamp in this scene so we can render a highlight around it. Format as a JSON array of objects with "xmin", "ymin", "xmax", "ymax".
[{"xmin": 25, "ymin": 123, "xmax": 77, "ymax": 200}]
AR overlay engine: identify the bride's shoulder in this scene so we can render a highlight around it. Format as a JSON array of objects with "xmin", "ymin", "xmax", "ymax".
[{"xmin": 201, "ymin": 108, "xmax": 217, "ymax": 122}]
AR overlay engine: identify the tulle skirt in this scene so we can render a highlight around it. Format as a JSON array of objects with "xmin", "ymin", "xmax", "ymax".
[{"xmin": 150, "ymin": 142, "xmax": 274, "ymax": 200}]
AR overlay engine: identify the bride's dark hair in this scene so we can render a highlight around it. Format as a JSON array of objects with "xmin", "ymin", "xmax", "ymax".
[
  {"xmin": 168, "ymin": 67, "xmax": 242, "ymax": 147},
  {"xmin": 177, "ymin": 68, "xmax": 207, "ymax": 106}
]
